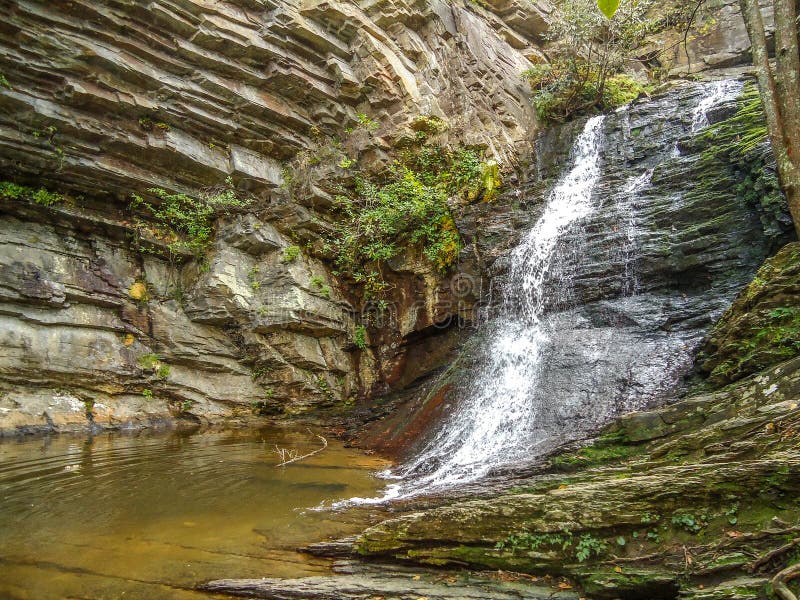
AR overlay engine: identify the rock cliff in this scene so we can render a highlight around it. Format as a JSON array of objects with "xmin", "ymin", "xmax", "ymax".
[
  {"xmin": 0, "ymin": 0, "xmax": 546, "ymax": 433},
  {"xmin": 0, "ymin": 0, "xmax": 783, "ymax": 437}
]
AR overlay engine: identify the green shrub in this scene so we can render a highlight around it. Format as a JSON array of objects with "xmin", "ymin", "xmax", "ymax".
[
  {"xmin": 0, "ymin": 181, "xmax": 64, "ymax": 205},
  {"xmin": 282, "ymin": 245, "xmax": 301, "ymax": 262},
  {"xmin": 130, "ymin": 177, "xmax": 252, "ymax": 259},
  {"xmin": 353, "ymin": 325, "xmax": 368, "ymax": 350},
  {"xmin": 327, "ymin": 145, "xmax": 497, "ymax": 297},
  {"xmin": 523, "ymin": 62, "xmax": 650, "ymax": 122}
]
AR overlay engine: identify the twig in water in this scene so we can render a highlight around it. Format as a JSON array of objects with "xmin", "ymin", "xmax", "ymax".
[{"xmin": 274, "ymin": 429, "xmax": 328, "ymax": 467}]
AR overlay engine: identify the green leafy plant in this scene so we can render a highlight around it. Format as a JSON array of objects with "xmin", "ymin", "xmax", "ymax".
[
  {"xmin": 355, "ymin": 112, "xmax": 379, "ymax": 132},
  {"xmin": 523, "ymin": 0, "xmax": 655, "ymax": 122},
  {"xmin": 495, "ymin": 530, "xmax": 607, "ymax": 562},
  {"xmin": 327, "ymin": 145, "xmax": 498, "ymax": 297},
  {"xmin": 248, "ymin": 266, "xmax": 261, "ymax": 291},
  {"xmin": 0, "ymin": 181, "xmax": 64, "ymax": 206},
  {"xmin": 130, "ymin": 177, "xmax": 252, "ymax": 259},
  {"xmin": 142, "ymin": 388, "xmax": 153, "ymax": 399},
  {"xmin": 353, "ymin": 325, "xmax": 368, "ymax": 350},
  {"xmin": 282, "ymin": 245, "xmax": 301, "ymax": 263},
  {"xmin": 671, "ymin": 512, "xmax": 707, "ymax": 534},
  {"xmin": 310, "ymin": 275, "xmax": 332, "ymax": 298},
  {"xmin": 575, "ymin": 534, "xmax": 608, "ymax": 562}
]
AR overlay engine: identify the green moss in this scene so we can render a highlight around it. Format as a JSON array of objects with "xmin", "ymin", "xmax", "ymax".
[{"xmin": 551, "ymin": 442, "xmax": 639, "ymax": 470}]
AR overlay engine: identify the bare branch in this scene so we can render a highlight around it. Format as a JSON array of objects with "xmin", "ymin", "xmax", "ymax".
[{"xmin": 274, "ymin": 429, "xmax": 329, "ymax": 467}]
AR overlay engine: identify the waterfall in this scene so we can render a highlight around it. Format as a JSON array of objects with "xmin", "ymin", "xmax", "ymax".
[
  {"xmin": 337, "ymin": 117, "xmax": 607, "ymax": 506},
  {"xmin": 334, "ymin": 80, "xmax": 748, "ymax": 508},
  {"xmin": 691, "ymin": 80, "xmax": 744, "ymax": 131}
]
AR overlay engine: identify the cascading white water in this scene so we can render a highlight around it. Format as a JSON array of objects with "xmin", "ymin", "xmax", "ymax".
[
  {"xmin": 333, "ymin": 80, "xmax": 747, "ymax": 509},
  {"xmin": 338, "ymin": 116, "xmax": 607, "ymax": 506},
  {"xmin": 691, "ymin": 80, "xmax": 744, "ymax": 131}
]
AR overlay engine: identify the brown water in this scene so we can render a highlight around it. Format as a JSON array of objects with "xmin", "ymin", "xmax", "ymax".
[{"xmin": 0, "ymin": 427, "xmax": 390, "ymax": 599}]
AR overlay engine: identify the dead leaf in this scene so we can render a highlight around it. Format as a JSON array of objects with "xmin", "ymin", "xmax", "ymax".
[
  {"xmin": 614, "ymin": 566, "xmax": 623, "ymax": 573},
  {"xmin": 725, "ymin": 530, "xmax": 743, "ymax": 538},
  {"xmin": 558, "ymin": 582, "xmax": 573, "ymax": 590},
  {"xmin": 412, "ymin": 575, "xmax": 421, "ymax": 581}
]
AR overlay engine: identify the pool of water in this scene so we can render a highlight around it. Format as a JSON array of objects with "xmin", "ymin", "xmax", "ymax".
[{"xmin": 0, "ymin": 427, "xmax": 390, "ymax": 599}]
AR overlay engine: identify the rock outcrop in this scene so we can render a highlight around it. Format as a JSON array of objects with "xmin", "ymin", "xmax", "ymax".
[
  {"xmin": 0, "ymin": 0, "xmax": 545, "ymax": 434},
  {"xmin": 359, "ymin": 79, "xmax": 794, "ymax": 459}
]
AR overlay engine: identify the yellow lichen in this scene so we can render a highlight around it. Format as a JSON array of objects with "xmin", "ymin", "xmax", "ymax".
[{"xmin": 128, "ymin": 281, "xmax": 148, "ymax": 301}]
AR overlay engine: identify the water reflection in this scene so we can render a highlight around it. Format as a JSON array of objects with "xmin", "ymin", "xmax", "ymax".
[{"xmin": 0, "ymin": 427, "xmax": 388, "ymax": 599}]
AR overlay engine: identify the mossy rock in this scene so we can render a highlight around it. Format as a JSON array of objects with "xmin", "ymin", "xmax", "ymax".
[{"xmin": 698, "ymin": 242, "xmax": 800, "ymax": 388}]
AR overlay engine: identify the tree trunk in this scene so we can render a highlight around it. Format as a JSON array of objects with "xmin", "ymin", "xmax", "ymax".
[{"xmin": 739, "ymin": 0, "xmax": 800, "ymax": 238}]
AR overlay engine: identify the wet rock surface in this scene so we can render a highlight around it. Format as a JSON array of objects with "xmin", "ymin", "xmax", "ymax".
[
  {"xmin": 203, "ymin": 560, "xmax": 580, "ymax": 600},
  {"xmin": 350, "ymin": 352, "xmax": 800, "ymax": 598},
  {"xmin": 380, "ymin": 79, "xmax": 794, "ymax": 461},
  {"xmin": 698, "ymin": 241, "xmax": 800, "ymax": 388}
]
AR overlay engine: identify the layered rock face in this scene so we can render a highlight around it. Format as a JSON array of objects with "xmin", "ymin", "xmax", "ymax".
[
  {"xmin": 0, "ymin": 0, "xmax": 779, "ymax": 436},
  {"xmin": 0, "ymin": 0, "xmax": 544, "ymax": 433}
]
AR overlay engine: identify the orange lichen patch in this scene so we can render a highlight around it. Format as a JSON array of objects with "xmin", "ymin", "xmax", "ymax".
[{"xmin": 123, "ymin": 333, "xmax": 135, "ymax": 346}]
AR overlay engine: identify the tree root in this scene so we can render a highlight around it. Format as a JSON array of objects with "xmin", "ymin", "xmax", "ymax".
[
  {"xmin": 772, "ymin": 563, "xmax": 800, "ymax": 600},
  {"xmin": 750, "ymin": 538, "xmax": 800, "ymax": 573}
]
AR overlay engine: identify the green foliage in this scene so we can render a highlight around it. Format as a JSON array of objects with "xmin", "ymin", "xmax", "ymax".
[
  {"xmin": 282, "ymin": 245, "xmax": 301, "ymax": 263},
  {"xmin": 355, "ymin": 113, "xmax": 379, "ymax": 132},
  {"xmin": 725, "ymin": 504, "xmax": 739, "ymax": 525},
  {"xmin": 130, "ymin": 177, "xmax": 252, "ymax": 259},
  {"xmin": 575, "ymin": 534, "xmax": 608, "ymax": 562},
  {"xmin": 0, "ymin": 73, "xmax": 10, "ymax": 89},
  {"xmin": 671, "ymin": 512, "xmax": 707, "ymax": 534},
  {"xmin": 597, "ymin": 0, "xmax": 620, "ymax": 18},
  {"xmin": 327, "ymin": 146, "xmax": 496, "ymax": 296},
  {"xmin": 524, "ymin": 0, "xmax": 655, "ymax": 122},
  {"xmin": 138, "ymin": 353, "xmax": 169, "ymax": 379},
  {"xmin": 0, "ymin": 181, "xmax": 64, "ymax": 206},
  {"xmin": 353, "ymin": 324, "xmax": 368, "ymax": 350},
  {"xmin": 524, "ymin": 62, "xmax": 650, "ymax": 123},
  {"xmin": 310, "ymin": 275, "xmax": 332, "ymax": 298},
  {"xmin": 249, "ymin": 266, "xmax": 261, "ymax": 291},
  {"xmin": 495, "ymin": 530, "xmax": 607, "ymax": 562},
  {"xmin": 251, "ymin": 388, "xmax": 276, "ymax": 415},
  {"xmin": 138, "ymin": 353, "xmax": 161, "ymax": 370},
  {"xmin": 142, "ymin": 388, "xmax": 153, "ymax": 399},
  {"xmin": 640, "ymin": 512, "xmax": 661, "ymax": 524}
]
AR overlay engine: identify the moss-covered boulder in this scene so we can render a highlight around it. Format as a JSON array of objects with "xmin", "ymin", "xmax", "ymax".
[{"xmin": 698, "ymin": 242, "xmax": 800, "ymax": 388}]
